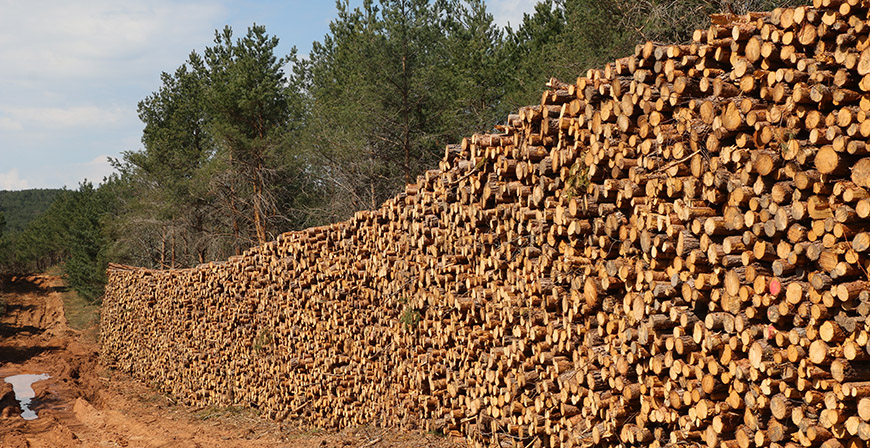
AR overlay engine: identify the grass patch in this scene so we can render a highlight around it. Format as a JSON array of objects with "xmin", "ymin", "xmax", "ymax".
[
  {"xmin": 46, "ymin": 265, "xmax": 100, "ymax": 332},
  {"xmin": 193, "ymin": 405, "xmax": 251, "ymax": 421},
  {"xmin": 60, "ymin": 286, "xmax": 100, "ymax": 332},
  {"xmin": 426, "ymin": 428, "xmax": 447, "ymax": 438},
  {"xmin": 0, "ymin": 276, "xmax": 10, "ymax": 317},
  {"xmin": 44, "ymin": 264, "xmax": 99, "ymax": 331}
]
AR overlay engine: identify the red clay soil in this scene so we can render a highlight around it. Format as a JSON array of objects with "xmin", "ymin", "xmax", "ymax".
[{"xmin": 0, "ymin": 274, "xmax": 465, "ymax": 448}]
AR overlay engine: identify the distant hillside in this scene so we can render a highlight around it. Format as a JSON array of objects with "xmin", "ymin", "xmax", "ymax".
[{"xmin": 0, "ymin": 189, "xmax": 64, "ymax": 232}]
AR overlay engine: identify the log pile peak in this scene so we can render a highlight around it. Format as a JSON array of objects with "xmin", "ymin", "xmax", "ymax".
[{"xmin": 103, "ymin": 2, "xmax": 870, "ymax": 447}]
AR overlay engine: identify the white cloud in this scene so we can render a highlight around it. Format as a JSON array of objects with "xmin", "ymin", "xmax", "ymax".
[
  {"xmin": 0, "ymin": 169, "xmax": 31, "ymax": 191},
  {"xmin": 0, "ymin": 1, "xmax": 227, "ymax": 82},
  {"xmin": 488, "ymin": 0, "xmax": 539, "ymax": 29},
  {"xmin": 0, "ymin": 1, "xmax": 227, "ymax": 190},
  {"xmin": 27, "ymin": 155, "xmax": 119, "ymax": 190},
  {"xmin": 0, "ymin": 106, "xmax": 125, "ymax": 130},
  {"xmin": 75, "ymin": 155, "xmax": 118, "ymax": 186},
  {"xmin": 0, "ymin": 116, "xmax": 22, "ymax": 131}
]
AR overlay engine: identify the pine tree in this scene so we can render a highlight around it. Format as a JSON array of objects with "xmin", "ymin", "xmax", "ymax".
[
  {"xmin": 201, "ymin": 24, "xmax": 304, "ymax": 248},
  {"xmin": 114, "ymin": 23, "xmax": 311, "ymax": 266},
  {"xmin": 304, "ymin": 0, "xmax": 508, "ymax": 218},
  {"xmin": 115, "ymin": 58, "xmax": 217, "ymax": 267}
]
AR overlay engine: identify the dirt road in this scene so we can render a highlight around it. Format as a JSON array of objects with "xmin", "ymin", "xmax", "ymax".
[{"xmin": 0, "ymin": 274, "xmax": 463, "ymax": 447}]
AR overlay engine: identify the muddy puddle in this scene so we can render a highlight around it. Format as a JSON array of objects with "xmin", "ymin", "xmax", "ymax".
[{"xmin": 5, "ymin": 373, "xmax": 51, "ymax": 420}]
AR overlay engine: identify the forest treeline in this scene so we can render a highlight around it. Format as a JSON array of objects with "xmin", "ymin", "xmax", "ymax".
[
  {"xmin": 0, "ymin": 189, "xmax": 62, "ymax": 232},
  {"xmin": 0, "ymin": 0, "xmax": 803, "ymax": 300}
]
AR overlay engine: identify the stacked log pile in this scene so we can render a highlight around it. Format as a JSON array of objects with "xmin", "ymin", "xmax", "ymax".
[{"xmin": 102, "ymin": 1, "xmax": 870, "ymax": 446}]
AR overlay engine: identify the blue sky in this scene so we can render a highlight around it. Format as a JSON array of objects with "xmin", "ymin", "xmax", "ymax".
[{"xmin": 0, "ymin": 0, "xmax": 538, "ymax": 191}]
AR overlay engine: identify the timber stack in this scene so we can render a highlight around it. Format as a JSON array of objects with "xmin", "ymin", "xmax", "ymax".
[{"xmin": 102, "ymin": 1, "xmax": 870, "ymax": 447}]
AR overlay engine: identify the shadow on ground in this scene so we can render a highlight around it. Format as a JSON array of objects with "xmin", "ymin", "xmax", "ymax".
[
  {"xmin": 0, "ymin": 345, "xmax": 60, "ymax": 365},
  {"xmin": 1, "ymin": 276, "xmax": 54, "ymax": 296}
]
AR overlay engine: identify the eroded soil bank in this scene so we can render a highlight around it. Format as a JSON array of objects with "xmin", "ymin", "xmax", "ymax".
[{"xmin": 0, "ymin": 274, "xmax": 462, "ymax": 447}]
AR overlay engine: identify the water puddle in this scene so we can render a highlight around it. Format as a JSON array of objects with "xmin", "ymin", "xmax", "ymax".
[{"xmin": 4, "ymin": 373, "xmax": 50, "ymax": 420}]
